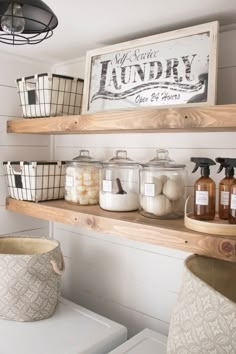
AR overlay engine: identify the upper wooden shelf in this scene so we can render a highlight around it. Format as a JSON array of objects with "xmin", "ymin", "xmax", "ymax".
[
  {"xmin": 7, "ymin": 104, "xmax": 236, "ymax": 134},
  {"xmin": 6, "ymin": 198, "xmax": 236, "ymax": 262}
]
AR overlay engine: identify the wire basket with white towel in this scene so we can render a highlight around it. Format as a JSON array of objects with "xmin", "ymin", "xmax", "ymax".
[
  {"xmin": 3, "ymin": 161, "xmax": 65, "ymax": 202},
  {"xmin": 17, "ymin": 73, "xmax": 84, "ymax": 118}
]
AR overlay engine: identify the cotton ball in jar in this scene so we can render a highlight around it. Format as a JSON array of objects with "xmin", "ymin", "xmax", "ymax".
[
  {"xmin": 65, "ymin": 166, "xmax": 75, "ymax": 175},
  {"xmin": 163, "ymin": 178, "xmax": 182, "ymax": 201},
  {"xmin": 64, "ymin": 188, "xmax": 76, "ymax": 200},
  {"xmin": 88, "ymin": 198, "xmax": 98, "ymax": 205},
  {"xmin": 68, "ymin": 192, "xmax": 80, "ymax": 204},
  {"xmin": 142, "ymin": 195, "xmax": 171, "ymax": 216},
  {"xmin": 74, "ymin": 178, "xmax": 83, "ymax": 187},
  {"xmin": 84, "ymin": 179, "xmax": 95, "ymax": 186},
  {"xmin": 87, "ymin": 190, "xmax": 99, "ymax": 199},
  {"xmin": 75, "ymin": 172, "xmax": 83, "ymax": 180},
  {"xmin": 79, "ymin": 195, "xmax": 89, "ymax": 205}
]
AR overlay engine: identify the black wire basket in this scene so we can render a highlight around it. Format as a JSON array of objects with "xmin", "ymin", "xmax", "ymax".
[
  {"xmin": 16, "ymin": 73, "xmax": 84, "ymax": 118},
  {"xmin": 4, "ymin": 161, "xmax": 65, "ymax": 202}
]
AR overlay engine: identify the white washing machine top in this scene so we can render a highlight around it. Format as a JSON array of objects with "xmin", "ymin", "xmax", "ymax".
[
  {"xmin": 108, "ymin": 328, "xmax": 167, "ymax": 354},
  {"xmin": 0, "ymin": 297, "xmax": 127, "ymax": 354}
]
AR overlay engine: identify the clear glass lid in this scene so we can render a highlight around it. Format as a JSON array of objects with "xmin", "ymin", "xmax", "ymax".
[
  {"xmin": 103, "ymin": 150, "xmax": 139, "ymax": 167},
  {"xmin": 67, "ymin": 149, "xmax": 101, "ymax": 164},
  {"xmin": 143, "ymin": 149, "xmax": 185, "ymax": 168}
]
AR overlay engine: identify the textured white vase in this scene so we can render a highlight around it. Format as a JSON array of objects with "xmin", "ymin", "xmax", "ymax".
[{"xmin": 167, "ymin": 255, "xmax": 236, "ymax": 354}]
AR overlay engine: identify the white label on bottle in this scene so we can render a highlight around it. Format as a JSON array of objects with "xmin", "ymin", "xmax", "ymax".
[
  {"xmin": 103, "ymin": 179, "xmax": 112, "ymax": 192},
  {"xmin": 65, "ymin": 175, "xmax": 74, "ymax": 187},
  {"xmin": 220, "ymin": 191, "xmax": 229, "ymax": 206},
  {"xmin": 144, "ymin": 183, "xmax": 155, "ymax": 197},
  {"xmin": 230, "ymin": 194, "xmax": 236, "ymax": 209},
  {"xmin": 196, "ymin": 191, "xmax": 208, "ymax": 205}
]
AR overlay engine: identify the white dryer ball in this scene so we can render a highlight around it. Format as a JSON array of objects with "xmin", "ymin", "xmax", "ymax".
[
  {"xmin": 170, "ymin": 174, "xmax": 180, "ymax": 181},
  {"xmin": 142, "ymin": 195, "xmax": 171, "ymax": 216},
  {"xmin": 170, "ymin": 175, "xmax": 184, "ymax": 191},
  {"xmin": 158, "ymin": 175, "xmax": 168, "ymax": 184},
  {"xmin": 163, "ymin": 178, "xmax": 182, "ymax": 201},
  {"xmin": 141, "ymin": 176, "xmax": 163, "ymax": 196},
  {"xmin": 153, "ymin": 177, "xmax": 163, "ymax": 195}
]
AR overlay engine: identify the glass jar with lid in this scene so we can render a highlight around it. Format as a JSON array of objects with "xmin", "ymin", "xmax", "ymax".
[
  {"xmin": 140, "ymin": 149, "xmax": 187, "ymax": 219},
  {"xmin": 65, "ymin": 149, "xmax": 101, "ymax": 205},
  {"xmin": 100, "ymin": 150, "xmax": 140, "ymax": 211}
]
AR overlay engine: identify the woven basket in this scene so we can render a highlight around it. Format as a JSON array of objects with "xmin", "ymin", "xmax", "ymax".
[
  {"xmin": 0, "ymin": 236, "xmax": 64, "ymax": 322},
  {"xmin": 167, "ymin": 255, "xmax": 236, "ymax": 354}
]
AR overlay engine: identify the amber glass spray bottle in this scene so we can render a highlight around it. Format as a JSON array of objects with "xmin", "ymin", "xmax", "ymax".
[
  {"xmin": 215, "ymin": 158, "xmax": 235, "ymax": 220},
  {"xmin": 190, "ymin": 158, "xmax": 216, "ymax": 220},
  {"xmin": 218, "ymin": 158, "xmax": 236, "ymax": 224}
]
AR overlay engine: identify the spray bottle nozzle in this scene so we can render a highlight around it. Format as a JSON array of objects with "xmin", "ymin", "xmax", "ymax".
[
  {"xmin": 190, "ymin": 157, "xmax": 216, "ymax": 177},
  {"xmin": 215, "ymin": 157, "xmax": 236, "ymax": 177}
]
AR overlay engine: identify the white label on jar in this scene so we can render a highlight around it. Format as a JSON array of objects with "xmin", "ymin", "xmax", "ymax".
[
  {"xmin": 220, "ymin": 191, "xmax": 229, "ymax": 206},
  {"xmin": 105, "ymin": 170, "xmax": 112, "ymax": 180},
  {"xmin": 103, "ymin": 179, "xmax": 112, "ymax": 192},
  {"xmin": 196, "ymin": 191, "xmax": 208, "ymax": 205},
  {"xmin": 230, "ymin": 194, "xmax": 236, "ymax": 209},
  {"xmin": 66, "ymin": 175, "xmax": 74, "ymax": 187},
  {"xmin": 144, "ymin": 183, "xmax": 155, "ymax": 197}
]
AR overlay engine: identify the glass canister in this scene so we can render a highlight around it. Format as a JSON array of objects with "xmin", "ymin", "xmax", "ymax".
[
  {"xmin": 140, "ymin": 149, "xmax": 187, "ymax": 219},
  {"xmin": 65, "ymin": 150, "xmax": 101, "ymax": 205},
  {"xmin": 100, "ymin": 150, "xmax": 140, "ymax": 211}
]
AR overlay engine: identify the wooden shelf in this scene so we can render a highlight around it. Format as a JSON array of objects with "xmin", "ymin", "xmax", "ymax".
[
  {"xmin": 7, "ymin": 104, "xmax": 236, "ymax": 134},
  {"xmin": 6, "ymin": 198, "xmax": 236, "ymax": 262},
  {"xmin": 6, "ymin": 104, "xmax": 236, "ymax": 263}
]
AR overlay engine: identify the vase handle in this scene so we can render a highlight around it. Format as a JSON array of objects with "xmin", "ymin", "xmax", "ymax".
[{"xmin": 50, "ymin": 251, "xmax": 65, "ymax": 275}]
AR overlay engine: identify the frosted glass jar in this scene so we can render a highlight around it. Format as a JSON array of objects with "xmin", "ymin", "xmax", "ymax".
[
  {"xmin": 100, "ymin": 150, "xmax": 140, "ymax": 211},
  {"xmin": 65, "ymin": 150, "xmax": 101, "ymax": 205},
  {"xmin": 140, "ymin": 149, "xmax": 187, "ymax": 219}
]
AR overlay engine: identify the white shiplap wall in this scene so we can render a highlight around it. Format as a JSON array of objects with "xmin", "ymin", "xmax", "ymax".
[
  {"xmin": 0, "ymin": 53, "xmax": 51, "ymax": 237},
  {"xmin": 53, "ymin": 29, "xmax": 236, "ymax": 337}
]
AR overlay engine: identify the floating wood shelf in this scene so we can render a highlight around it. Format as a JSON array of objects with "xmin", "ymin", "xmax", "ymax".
[
  {"xmin": 7, "ymin": 104, "xmax": 236, "ymax": 134},
  {"xmin": 6, "ymin": 198, "xmax": 236, "ymax": 262},
  {"xmin": 6, "ymin": 104, "xmax": 236, "ymax": 262}
]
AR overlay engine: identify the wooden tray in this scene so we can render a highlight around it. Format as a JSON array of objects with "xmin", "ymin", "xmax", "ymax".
[{"xmin": 184, "ymin": 197, "xmax": 236, "ymax": 236}]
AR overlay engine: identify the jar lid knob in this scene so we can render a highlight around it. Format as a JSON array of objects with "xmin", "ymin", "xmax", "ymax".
[
  {"xmin": 79, "ymin": 149, "xmax": 90, "ymax": 157},
  {"xmin": 72, "ymin": 149, "xmax": 95, "ymax": 162},
  {"xmin": 155, "ymin": 149, "xmax": 170, "ymax": 161},
  {"xmin": 116, "ymin": 150, "xmax": 127, "ymax": 159}
]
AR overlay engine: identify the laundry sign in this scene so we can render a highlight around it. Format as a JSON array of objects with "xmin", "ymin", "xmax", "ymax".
[{"xmin": 82, "ymin": 21, "xmax": 218, "ymax": 113}]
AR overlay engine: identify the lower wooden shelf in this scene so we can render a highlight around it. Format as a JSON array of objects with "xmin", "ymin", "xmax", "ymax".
[{"xmin": 6, "ymin": 198, "xmax": 236, "ymax": 262}]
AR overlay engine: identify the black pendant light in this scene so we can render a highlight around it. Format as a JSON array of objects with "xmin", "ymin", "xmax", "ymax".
[{"xmin": 0, "ymin": 0, "xmax": 58, "ymax": 45}]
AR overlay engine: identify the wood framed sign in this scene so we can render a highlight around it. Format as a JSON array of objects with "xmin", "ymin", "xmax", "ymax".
[{"xmin": 82, "ymin": 21, "xmax": 218, "ymax": 114}]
